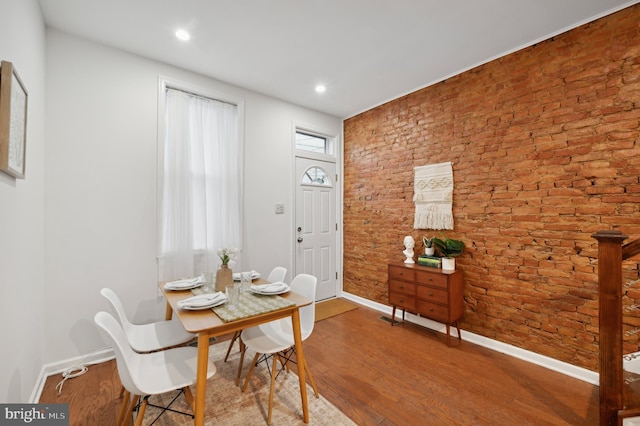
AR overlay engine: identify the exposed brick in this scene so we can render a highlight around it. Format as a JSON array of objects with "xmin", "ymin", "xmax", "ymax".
[{"xmin": 343, "ymin": 4, "xmax": 640, "ymax": 372}]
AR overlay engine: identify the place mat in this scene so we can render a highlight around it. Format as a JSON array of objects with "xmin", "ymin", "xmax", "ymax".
[{"xmin": 212, "ymin": 291, "xmax": 295, "ymax": 323}]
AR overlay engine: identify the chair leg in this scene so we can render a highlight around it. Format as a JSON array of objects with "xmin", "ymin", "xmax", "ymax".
[
  {"xmin": 117, "ymin": 390, "xmax": 131, "ymax": 426},
  {"xmin": 267, "ymin": 353, "xmax": 278, "ymax": 426},
  {"xmin": 304, "ymin": 360, "xmax": 319, "ymax": 398},
  {"xmin": 224, "ymin": 331, "xmax": 241, "ymax": 362},
  {"xmin": 134, "ymin": 397, "xmax": 148, "ymax": 426},
  {"xmin": 241, "ymin": 352, "xmax": 261, "ymax": 392},
  {"xmin": 183, "ymin": 386, "xmax": 195, "ymax": 412},
  {"xmin": 120, "ymin": 394, "xmax": 139, "ymax": 426},
  {"xmin": 235, "ymin": 339, "xmax": 247, "ymax": 386},
  {"xmin": 277, "ymin": 353, "xmax": 289, "ymax": 372}
]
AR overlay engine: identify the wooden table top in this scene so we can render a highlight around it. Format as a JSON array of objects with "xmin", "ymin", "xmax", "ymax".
[{"xmin": 159, "ymin": 280, "xmax": 311, "ymax": 335}]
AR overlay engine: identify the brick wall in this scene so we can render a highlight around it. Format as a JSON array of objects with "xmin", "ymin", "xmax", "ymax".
[{"xmin": 343, "ymin": 5, "xmax": 640, "ymax": 371}]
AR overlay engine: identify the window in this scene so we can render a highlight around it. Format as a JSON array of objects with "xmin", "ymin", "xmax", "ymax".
[
  {"xmin": 296, "ymin": 131, "xmax": 328, "ymax": 154},
  {"xmin": 301, "ymin": 166, "xmax": 332, "ymax": 187},
  {"xmin": 158, "ymin": 86, "xmax": 242, "ymax": 280}
]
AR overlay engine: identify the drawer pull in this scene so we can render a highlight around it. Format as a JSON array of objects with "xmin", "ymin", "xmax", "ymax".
[
  {"xmin": 429, "ymin": 292, "xmax": 433, "ymax": 297},
  {"xmin": 399, "ymin": 285, "xmax": 404, "ymax": 289}
]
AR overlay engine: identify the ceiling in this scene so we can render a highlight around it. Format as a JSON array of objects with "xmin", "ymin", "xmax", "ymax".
[{"xmin": 38, "ymin": 0, "xmax": 638, "ymax": 119}]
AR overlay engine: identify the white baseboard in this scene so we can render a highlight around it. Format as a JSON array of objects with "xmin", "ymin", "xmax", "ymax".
[
  {"xmin": 340, "ymin": 291, "xmax": 599, "ymax": 385},
  {"xmin": 30, "ymin": 347, "xmax": 115, "ymax": 403}
]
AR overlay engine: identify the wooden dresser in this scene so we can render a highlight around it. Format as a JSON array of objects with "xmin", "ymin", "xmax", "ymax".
[{"xmin": 388, "ymin": 261, "xmax": 464, "ymax": 346}]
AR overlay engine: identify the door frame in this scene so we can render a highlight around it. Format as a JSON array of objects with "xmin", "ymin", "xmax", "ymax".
[{"xmin": 291, "ymin": 122, "xmax": 343, "ymax": 298}]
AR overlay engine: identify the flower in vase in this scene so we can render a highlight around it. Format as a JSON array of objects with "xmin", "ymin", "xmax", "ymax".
[{"xmin": 217, "ymin": 247, "xmax": 238, "ymax": 266}]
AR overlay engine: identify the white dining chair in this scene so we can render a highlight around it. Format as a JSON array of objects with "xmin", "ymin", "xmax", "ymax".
[
  {"xmin": 100, "ymin": 287, "xmax": 195, "ymax": 353},
  {"xmin": 266, "ymin": 266, "xmax": 287, "ymax": 283},
  {"xmin": 237, "ymin": 273, "xmax": 318, "ymax": 425},
  {"xmin": 223, "ymin": 267, "xmax": 288, "ymax": 363},
  {"xmin": 94, "ymin": 311, "xmax": 216, "ymax": 426}
]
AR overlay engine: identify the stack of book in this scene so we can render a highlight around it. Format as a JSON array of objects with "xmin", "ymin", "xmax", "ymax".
[{"xmin": 418, "ymin": 255, "xmax": 441, "ymax": 268}]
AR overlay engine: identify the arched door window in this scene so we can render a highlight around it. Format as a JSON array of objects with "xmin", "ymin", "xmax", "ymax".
[{"xmin": 301, "ymin": 166, "xmax": 332, "ymax": 187}]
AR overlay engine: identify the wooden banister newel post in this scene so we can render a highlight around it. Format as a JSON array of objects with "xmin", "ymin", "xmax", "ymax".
[{"xmin": 592, "ymin": 230, "xmax": 627, "ymax": 426}]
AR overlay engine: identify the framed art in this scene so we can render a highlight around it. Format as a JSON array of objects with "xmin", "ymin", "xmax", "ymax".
[{"xmin": 0, "ymin": 60, "xmax": 28, "ymax": 179}]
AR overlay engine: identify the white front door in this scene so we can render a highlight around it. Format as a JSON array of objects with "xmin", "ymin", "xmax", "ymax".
[{"xmin": 295, "ymin": 157, "xmax": 337, "ymax": 301}]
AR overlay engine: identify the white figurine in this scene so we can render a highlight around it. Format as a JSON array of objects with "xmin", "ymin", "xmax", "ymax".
[{"xmin": 403, "ymin": 235, "xmax": 415, "ymax": 264}]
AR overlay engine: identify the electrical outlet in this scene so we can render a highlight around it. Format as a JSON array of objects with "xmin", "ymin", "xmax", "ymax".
[{"xmin": 275, "ymin": 203, "xmax": 285, "ymax": 214}]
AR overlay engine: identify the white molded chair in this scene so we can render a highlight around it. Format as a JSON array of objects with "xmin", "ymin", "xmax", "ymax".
[
  {"xmin": 100, "ymin": 287, "xmax": 195, "ymax": 353},
  {"xmin": 237, "ymin": 273, "xmax": 319, "ymax": 425},
  {"xmin": 266, "ymin": 266, "xmax": 287, "ymax": 283},
  {"xmin": 94, "ymin": 311, "xmax": 216, "ymax": 426},
  {"xmin": 223, "ymin": 267, "xmax": 288, "ymax": 362}
]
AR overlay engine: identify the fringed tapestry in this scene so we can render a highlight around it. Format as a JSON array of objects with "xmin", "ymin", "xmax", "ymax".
[{"xmin": 413, "ymin": 162, "xmax": 454, "ymax": 230}]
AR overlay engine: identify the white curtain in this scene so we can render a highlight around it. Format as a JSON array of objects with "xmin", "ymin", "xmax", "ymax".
[{"xmin": 158, "ymin": 88, "xmax": 242, "ymax": 281}]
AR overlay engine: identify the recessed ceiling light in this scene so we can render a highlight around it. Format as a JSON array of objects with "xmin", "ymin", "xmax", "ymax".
[
  {"xmin": 175, "ymin": 29, "xmax": 190, "ymax": 41},
  {"xmin": 315, "ymin": 84, "xmax": 326, "ymax": 93}
]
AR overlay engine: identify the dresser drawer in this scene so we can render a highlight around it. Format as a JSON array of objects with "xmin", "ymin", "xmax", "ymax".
[
  {"xmin": 389, "ymin": 280, "xmax": 416, "ymax": 295},
  {"xmin": 389, "ymin": 266, "xmax": 415, "ymax": 282},
  {"xmin": 389, "ymin": 292, "xmax": 416, "ymax": 310},
  {"xmin": 415, "ymin": 270, "xmax": 448, "ymax": 289},
  {"xmin": 416, "ymin": 286, "xmax": 448, "ymax": 304},
  {"xmin": 416, "ymin": 300, "xmax": 449, "ymax": 322}
]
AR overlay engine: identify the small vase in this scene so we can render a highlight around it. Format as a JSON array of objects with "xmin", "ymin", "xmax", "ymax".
[
  {"xmin": 425, "ymin": 247, "xmax": 435, "ymax": 256},
  {"xmin": 442, "ymin": 257, "xmax": 456, "ymax": 271},
  {"xmin": 215, "ymin": 264, "xmax": 233, "ymax": 292}
]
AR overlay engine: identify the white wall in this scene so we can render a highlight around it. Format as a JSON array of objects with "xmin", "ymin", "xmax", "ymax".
[
  {"xmin": 44, "ymin": 30, "xmax": 342, "ymax": 363},
  {"xmin": 0, "ymin": 0, "xmax": 46, "ymax": 403}
]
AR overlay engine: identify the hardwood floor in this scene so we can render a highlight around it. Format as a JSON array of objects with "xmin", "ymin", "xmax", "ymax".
[
  {"xmin": 40, "ymin": 303, "xmax": 598, "ymax": 425},
  {"xmin": 305, "ymin": 305, "xmax": 598, "ymax": 425}
]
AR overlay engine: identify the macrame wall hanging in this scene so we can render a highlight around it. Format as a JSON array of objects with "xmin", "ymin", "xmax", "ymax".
[{"xmin": 413, "ymin": 161, "xmax": 454, "ymax": 230}]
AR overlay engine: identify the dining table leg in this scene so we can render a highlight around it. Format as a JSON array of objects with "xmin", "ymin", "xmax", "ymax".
[
  {"xmin": 291, "ymin": 308, "xmax": 309, "ymax": 423},
  {"xmin": 194, "ymin": 333, "xmax": 210, "ymax": 425},
  {"xmin": 164, "ymin": 302, "xmax": 173, "ymax": 321}
]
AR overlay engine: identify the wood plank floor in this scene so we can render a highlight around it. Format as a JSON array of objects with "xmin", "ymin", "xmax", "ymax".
[
  {"xmin": 39, "ymin": 302, "xmax": 598, "ymax": 425},
  {"xmin": 305, "ymin": 305, "xmax": 598, "ymax": 425}
]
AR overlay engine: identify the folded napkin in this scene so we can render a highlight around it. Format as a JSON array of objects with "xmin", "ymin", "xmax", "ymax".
[
  {"xmin": 251, "ymin": 282, "xmax": 289, "ymax": 293},
  {"xmin": 178, "ymin": 292, "xmax": 226, "ymax": 308},
  {"xmin": 233, "ymin": 270, "xmax": 259, "ymax": 281},
  {"xmin": 164, "ymin": 276, "xmax": 205, "ymax": 290}
]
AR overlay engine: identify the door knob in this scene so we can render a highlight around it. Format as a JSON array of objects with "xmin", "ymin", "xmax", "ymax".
[{"xmin": 297, "ymin": 237, "xmax": 303, "ymax": 243}]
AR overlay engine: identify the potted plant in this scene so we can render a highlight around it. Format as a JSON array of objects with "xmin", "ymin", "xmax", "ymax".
[
  {"xmin": 432, "ymin": 236, "xmax": 465, "ymax": 270},
  {"xmin": 422, "ymin": 236, "xmax": 435, "ymax": 256},
  {"xmin": 215, "ymin": 247, "xmax": 238, "ymax": 291}
]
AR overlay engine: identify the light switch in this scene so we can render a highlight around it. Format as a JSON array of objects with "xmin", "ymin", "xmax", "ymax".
[{"xmin": 275, "ymin": 203, "xmax": 285, "ymax": 214}]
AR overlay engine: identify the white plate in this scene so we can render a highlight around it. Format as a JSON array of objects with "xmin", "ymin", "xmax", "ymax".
[
  {"xmin": 233, "ymin": 270, "xmax": 261, "ymax": 281},
  {"xmin": 164, "ymin": 277, "xmax": 205, "ymax": 291},
  {"xmin": 179, "ymin": 298, "xmax": 227, "ymax": 310},
  {"xmin": 249, "ymin": 283, "xmax": 290, "ymax": 295},
  {"xmin": 178, "ymin": 293, "xmax": 227, "ymax": 310}
]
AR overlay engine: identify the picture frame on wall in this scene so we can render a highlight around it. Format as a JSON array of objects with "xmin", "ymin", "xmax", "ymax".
[{"xmin": 0, "ymin": 60, "xmax": 28, "ymax": 179}]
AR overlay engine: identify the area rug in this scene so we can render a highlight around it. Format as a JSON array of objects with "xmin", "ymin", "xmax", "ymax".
[
  {"xmin": 146, "ymin": 342, "xmax": 356, "ymax": 425},
  {"xmin": 315, "ymin": 298, "xmax": 359, "ymax": 322}
]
